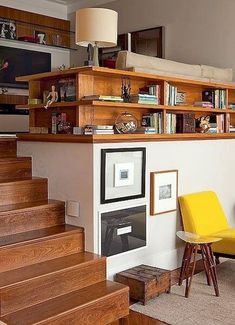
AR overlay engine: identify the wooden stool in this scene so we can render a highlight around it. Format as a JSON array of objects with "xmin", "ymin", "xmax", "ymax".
[{"xmin": 177, "ymin": 231, "xmax": 222, "ymax": 298}]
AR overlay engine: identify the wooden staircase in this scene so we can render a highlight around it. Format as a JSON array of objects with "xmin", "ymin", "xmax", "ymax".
[{"xmin": 0, "ymin": 138, "xmax": 129, "ymax": 325}]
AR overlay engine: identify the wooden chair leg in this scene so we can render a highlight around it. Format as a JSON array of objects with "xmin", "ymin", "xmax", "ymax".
[
  {"xmin": 201, "ymin": 244, "xmax": 211, "ymax": 286},
  {"xmin": 185, "ymin": 244, "xmax": 198, "ymax": 298},
  {"xmin": 179, "ymin": 243, "xmax": 192, "ymax": 286},
  {"xmin": 204, "ymin": 244, "xmax": 219, "ymax": 297}
]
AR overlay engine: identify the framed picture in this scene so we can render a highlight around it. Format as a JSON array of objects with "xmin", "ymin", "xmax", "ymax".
[
  {"xmin": 34, "ymin": 31, "xmax": 46, "ymax": 44},
  {"xmin": 0, "ymin": 19, "xmax": 16, "ymax": 40},
  {"xmin": 99, "ymin": 205, "xmax": 147, "ymax": 257},
  {"xmin": 150, "ymin": 170, "xmax": 178, "ymax": 215},
  {"xmin": 101, "ymin": 147, "xmax": 146, "ymax": 204}
]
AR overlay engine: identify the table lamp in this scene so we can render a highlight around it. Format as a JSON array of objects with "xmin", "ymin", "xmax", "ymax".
[{"xmin": 75, "ymin": 8, "xmax": 118, "ymax": 66}]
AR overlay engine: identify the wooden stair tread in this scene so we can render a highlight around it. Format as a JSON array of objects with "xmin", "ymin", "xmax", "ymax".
[
  {"xmin": 0, "ymin": 200, "xmax": 64, "ymax": 214},
  {"xmin": 0, "ymin": 177, "xmax": 46, "ymax": 185},
  {"xmin": 0, "ymin": 157, "xmax": 31, "ymax": 162},
  {"xmin": 1, "ymin": 280, "xmax": 128, "ymax": 325},
  {"xmin": 0, "ymin": 252, "xmax": 104, "ymax": 288},
  {"xmin": 0, "ymin": 225, "xmax": 83, "ymax": 248}
]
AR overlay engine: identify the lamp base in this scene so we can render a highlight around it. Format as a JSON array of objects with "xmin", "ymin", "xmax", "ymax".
[{"xmin": 93, "ymin": 44, "xmax": 99, "ymax": 67}]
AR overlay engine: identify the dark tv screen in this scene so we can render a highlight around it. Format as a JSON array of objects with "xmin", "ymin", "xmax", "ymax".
[{"xmin": 0, "ymin": 46, "xmax": 51, "ymax": 88}]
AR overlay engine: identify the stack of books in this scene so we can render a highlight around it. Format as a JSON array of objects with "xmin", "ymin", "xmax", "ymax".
[
  {"xmin": 142, "ymin": 112, "xmax": 162, "ymax": 133},
  {"xmin": 84, "ymin": 125, "xmax": 114, "ymax": 135},
  {"xmin": 194, "ymin": 101, "xmax": 214, "ymax": 108},
  {"xmin": 139, "ymin": 84, "xmax": 161, "ymax": 98},
  {"xmin": 82, "ymin": 95, "xmax": 123, "ymax": 102},
  {"xmin": 202, "ymin": 89, "xmax": 227, "ymax": 109},
  {"xmin": 165, "ymin": 83, "xmax": 177, "ymax": 106},
  {"xmin": 130, "ymin": 94, "xmax": 159, "ymax": 105},
  {"xmin": 135, "ymin": 127, "xmax": 157, "ymax": 134},
  {"xmin": 228, "ymin": 103, "xmax": 235, "ymax": 109}
]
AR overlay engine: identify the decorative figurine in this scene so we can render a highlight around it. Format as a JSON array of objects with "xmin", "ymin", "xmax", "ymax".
[
  {"xmin": 198, "ymin": 115, "xmax": 210, "ymax": 133},
  {"xmin": 44, "ymin": 85, "xmax": 58, "ymax": 109},
  {"xmin": 121, "ymin": 77, "xmax": 131, "ymax": 102}
]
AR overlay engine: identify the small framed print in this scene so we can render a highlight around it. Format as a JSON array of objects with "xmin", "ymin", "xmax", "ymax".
[
  {"xmin": 150, "ymin": 170, "xmax": 178, "ymax": 215},
  {"xmin": 114, "ymin": 162, "xmax": 134, "ymax": 187},
  {"xmin": 0, "ymin": 19, "xmax": 16, "ymax": 40},
  {"xmin": 101, "ymin": 147, "xmax": 146, "ymax": 204}
]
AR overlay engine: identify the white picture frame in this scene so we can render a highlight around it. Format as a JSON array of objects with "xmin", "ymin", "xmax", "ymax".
[{"xmin": 150, "ymin": 170, "xmax": 178, "ymax": 215}]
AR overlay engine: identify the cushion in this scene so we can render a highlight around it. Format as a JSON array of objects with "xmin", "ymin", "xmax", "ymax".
[
  {"xmin": 201, "ymin": 64, "xmax": 233, "ymax": 82},
  {"xmin": 129, "ymin": 66, "xmax": 210, "ymax": 83},
  {"xmin": 212, "ymin": 228, "xmax": 235, "ymax": 255},
  {"xmin": 116, "ymin": 51, "xmax": 202, "ymax": 77},
  {"xmin": 178, "ymin": 191, "xmax": 229, "ymax": 236}
]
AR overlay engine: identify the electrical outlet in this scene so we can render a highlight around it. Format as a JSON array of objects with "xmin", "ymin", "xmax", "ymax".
[{"xmin": 66, "ymin": 200, "xmax": 80, "ymax": 217}]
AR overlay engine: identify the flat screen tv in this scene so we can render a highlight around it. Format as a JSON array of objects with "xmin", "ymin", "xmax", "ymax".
[{"xmin": 0, "ymin": 46, "xmax": 51, "ymax": 88}]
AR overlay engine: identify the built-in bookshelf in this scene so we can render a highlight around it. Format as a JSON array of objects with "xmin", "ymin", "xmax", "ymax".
[{"xmin": 15, "ymin": 66, "xmax": 235, "ymax": 141}]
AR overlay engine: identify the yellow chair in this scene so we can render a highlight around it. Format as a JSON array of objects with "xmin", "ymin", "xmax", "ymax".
[{"xmin": 178, "ymin": 191, "xmax": 235, "ymax": 260}]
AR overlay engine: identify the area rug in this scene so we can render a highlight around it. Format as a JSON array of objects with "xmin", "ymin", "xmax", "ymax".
[{"xmin": 130, "ymin": 260, "xmax": 235, "ymax": 325}]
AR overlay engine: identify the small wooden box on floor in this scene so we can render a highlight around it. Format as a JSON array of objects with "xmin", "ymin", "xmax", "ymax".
[{"xmin": 115, "ymin": 264, "xmax": 171, "ymax": 305}]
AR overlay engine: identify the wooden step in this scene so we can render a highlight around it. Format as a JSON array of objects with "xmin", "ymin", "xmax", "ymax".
[
  {"xmin": 1, "ymin": 280, "xmax": 129, "ymax": 325},
  {"xmin": 0, "ymin": 139, "xmax": 16, "ymax": 158},
  {"xmin": 0, "ymin": 200, "xmax": 65, "ymax": 236},
  {"xmin": 0, "ymin": 252, "xmax": 106, "ymax": 316},
  {"xmin": 0, "ymin": 157, "xmax": 32, "ymax": 181},
  {"xmin": 0, "ymin": 225, "xmax": 84, "ymax": 272},
  {"xmin": 0, "ymin": 178, "xmax": 48, "ymax": 206}
]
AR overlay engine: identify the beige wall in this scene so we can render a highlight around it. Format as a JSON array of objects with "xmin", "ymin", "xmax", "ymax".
[
  {"xmin": 70, "ymin": 0, "xmax": 235, "ymax": 74},
  {"xmin": 104, "ymin": 0, "xmax": 234, "ymax": 70}
]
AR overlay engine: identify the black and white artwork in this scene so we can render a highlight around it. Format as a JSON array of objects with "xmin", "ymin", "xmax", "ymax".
[
  {"xmin": 101, "ymin": 148, "xmax": 146, "ymax": 204},
  {"xmin": 0, "ymin": 19, "xmax": 16, "ymax": 40},
  {"xmin": 100, "ymin": 205, "xmax": 147, "ymax": 257}
]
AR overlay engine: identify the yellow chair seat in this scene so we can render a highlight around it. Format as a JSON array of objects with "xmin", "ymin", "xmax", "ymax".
[
  {"xmin": 179, "ymin": 191, "xmax": 235, "ymax": 258},
  {"xmin": 212, "ymin": 228, "xmax": 235, "ymax": 255}
]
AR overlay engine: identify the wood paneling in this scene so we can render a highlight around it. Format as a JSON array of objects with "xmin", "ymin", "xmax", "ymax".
[{"xmin": 0, "ymin": 5, "xmax": 70, "ymax": 47}]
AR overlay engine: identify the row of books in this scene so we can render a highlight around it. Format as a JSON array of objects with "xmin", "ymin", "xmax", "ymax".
[
  {"xmin": 142, "ymin": 112, "xmax": 163, "ymax": 133},
  {"xmin": 165, "ymin": 83, "xmax": 177, "ymax": 106},
  {"xmin": 202, "ymin": 89, "xmax": 226, "ymax": 109},
  {"xmin": 207, "ymin": 115, "xmax": 225, "ymax": 133},
  {"xmin": 166, "ymin": 113, "xmax": 177, "ymax": 134}
]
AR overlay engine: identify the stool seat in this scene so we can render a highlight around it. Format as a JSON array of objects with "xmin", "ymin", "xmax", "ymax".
[{"xmin": 177, "ymin": 231, "xmax": 221, "ymax": 298}]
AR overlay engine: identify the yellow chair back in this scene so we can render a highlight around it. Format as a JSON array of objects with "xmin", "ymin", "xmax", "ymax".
[{"xmin": 178, "ymin": 191, "xmax": 229, "ymax": 236}]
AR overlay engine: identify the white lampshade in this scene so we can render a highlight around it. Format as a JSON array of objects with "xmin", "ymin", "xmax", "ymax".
[{"xmin": 75, "ymin": 8, "xmax": 118, "ymax": 48}]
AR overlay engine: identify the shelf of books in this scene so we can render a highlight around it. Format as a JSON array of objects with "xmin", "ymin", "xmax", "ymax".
[{"xmin": 15, "ymin": 66, "xmax": 235, "ymax": 142}]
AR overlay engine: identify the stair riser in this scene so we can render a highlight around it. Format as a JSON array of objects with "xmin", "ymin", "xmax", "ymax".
[
  {"xmin": 0, "ymin": 204, "xmax": 65, "ymax": 236},
  {"xmin": 1, "ymin": 259, "xmax": 106, "ymax": 316},
  {"xmin": 0, "ymin": 232, "xmax": 84, "ymax": 272},
  {"xmin": 0, "ymin": 158, "xmax": 32, "ymax": 181},
  {"xmin": 0, "ymin": 140, "xmax": 16, "ymax": 158},
  {"xmin": 0, "ymin": 179, "xmax": 48, "ymax": 206},
  {"xmin": 37, "ymin": 290, "xmax": 129, "ymax": 325}
]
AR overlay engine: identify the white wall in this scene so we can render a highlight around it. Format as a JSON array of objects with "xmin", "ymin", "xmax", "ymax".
[
  {"xmin": 93, "ymin": 139, "xmax": 235, "ymax": 277},
  {"xmin": 0, "ymin": 0, "xmax": 67, "ymax": 19},
  {"xmin": 91, "ymin": 0, "xmax": 235, "ymax": 75},
  {"xmin": 17, "ymin": 141, "xmax": 94, "ymax": 251},
  {"xmin": 18, "ymin": 139, "xmax": 235, "ymax": 277}
]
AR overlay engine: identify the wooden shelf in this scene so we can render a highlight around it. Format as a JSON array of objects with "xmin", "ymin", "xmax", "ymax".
[
  {"xmin": 16, "ymin": 100, "xmax": 235, "ymax": 114},
  {"xmin": 16, "ymin": 102, "xmax": 80, "ymax": 110},
  {"xmin": 16, "ymin": 133, "xmax": 235, "ymax": 143}
]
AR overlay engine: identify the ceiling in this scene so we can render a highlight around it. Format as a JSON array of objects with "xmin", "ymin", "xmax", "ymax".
[{"xmin": 46, "ymin": 0, "xmax": 111, "ymax": 4}]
